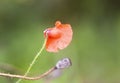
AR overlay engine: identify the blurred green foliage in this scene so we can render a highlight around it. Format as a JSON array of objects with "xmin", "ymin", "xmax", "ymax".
[{"xmin": 0, "ymin": 0, "xmax": 120, "ymax": 83}]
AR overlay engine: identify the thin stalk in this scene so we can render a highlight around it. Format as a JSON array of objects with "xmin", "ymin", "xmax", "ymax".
[
  {"xmin": 0, "ymin": 67, "xmax": 56, "ymax": 80},
  {"xmin": 16, "ymin": 38, "xmax": 47, "ymax": 83}
]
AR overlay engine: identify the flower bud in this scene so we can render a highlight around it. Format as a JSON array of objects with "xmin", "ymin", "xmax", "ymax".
[{"xmin": 55, "ymin": 58, "xmax": 72, "ymax": 69}]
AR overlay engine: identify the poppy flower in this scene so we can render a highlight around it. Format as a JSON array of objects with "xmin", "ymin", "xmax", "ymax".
[{"xmin": 44, "ymin": 21, "xmax": 73, "ymax": 52}]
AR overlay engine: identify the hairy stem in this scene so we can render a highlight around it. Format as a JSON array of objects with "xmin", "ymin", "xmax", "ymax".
[
  {"xmin": 0, "ymin": 67, "xmax": 56, "ymax": 80},
  {"xmin": 16, "ymin": 37, "xmax": 47, "ymax": 83}
]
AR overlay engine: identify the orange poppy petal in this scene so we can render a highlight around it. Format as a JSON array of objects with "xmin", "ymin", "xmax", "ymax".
[{"xmin": 44, "ymin": 21, "xmax": 73, "ymax": 52}]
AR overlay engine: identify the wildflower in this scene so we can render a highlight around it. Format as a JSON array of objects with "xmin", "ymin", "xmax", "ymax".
[{"xmin": 44, "ymin": 21, "xmax": 73, "ymax": 52}]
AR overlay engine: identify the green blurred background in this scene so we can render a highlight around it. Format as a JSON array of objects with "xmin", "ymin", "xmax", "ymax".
[{"xmin": 0, "ymin": 0, "xmax": 120, "ymax": 83}]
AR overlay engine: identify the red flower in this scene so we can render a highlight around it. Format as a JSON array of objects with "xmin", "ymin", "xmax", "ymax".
[{"xmin": 44, "ymin": 21, "xmax": 73, "ymax": 52}]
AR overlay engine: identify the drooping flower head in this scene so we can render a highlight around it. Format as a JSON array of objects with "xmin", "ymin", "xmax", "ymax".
[{"xmin": 44, "ymin": 21, "xmax": 73, "ymax": 52}]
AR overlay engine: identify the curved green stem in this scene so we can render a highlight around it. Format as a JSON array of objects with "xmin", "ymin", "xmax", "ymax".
[{"xmin": 16, "ymin": 38, "xmax": 47, "ymax": 83}]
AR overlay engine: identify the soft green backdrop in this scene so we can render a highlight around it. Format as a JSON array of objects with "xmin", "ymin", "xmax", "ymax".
[{"xmin": 0, "ymin": 0, "xmax": 120, "ymax": 83}]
